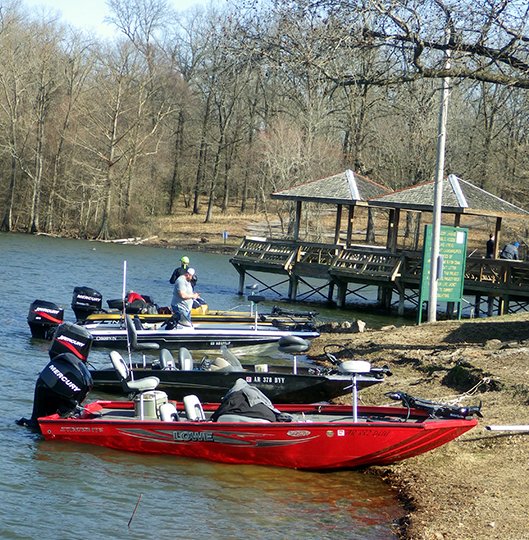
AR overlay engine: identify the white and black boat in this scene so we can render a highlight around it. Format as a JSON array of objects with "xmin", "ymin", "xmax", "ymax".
[
  {"xmin": 82, "ymin": 315, "xmax": 320, "ymax": 351},
  {"xmin": 26, "ymin": 322, "xmax": 388, "ymax": 406},
  {"xmin": 27, "ymin": 286, "xmax": 319, "ymax": 347},
  {"xmin": 90, "ymin": 344, "xmax": 390, "ymax": 403}
]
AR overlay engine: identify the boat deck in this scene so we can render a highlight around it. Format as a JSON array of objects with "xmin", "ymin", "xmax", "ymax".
[{"xmin": 85, "ymin": 401, "xmax": 425, "ymax": 425}]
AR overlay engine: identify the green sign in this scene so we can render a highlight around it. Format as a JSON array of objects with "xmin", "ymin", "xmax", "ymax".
[{"xmin": 419, "ymin": 225, "xmax": 468, "ymax": 321}]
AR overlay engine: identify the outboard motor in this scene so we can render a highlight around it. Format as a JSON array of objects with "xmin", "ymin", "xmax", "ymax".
[
  {"xmin": 49, "ymin": 322, "xmax": 93, "ymax": 363},
  {"xmin": 27, "ymin": 300, "xmax": 64, "ymax": 339},
  {"xmin": 25, "ymin": 352, "xmax": 93, "ymax": 432},
  {"xmin": 71, "ymin": 286, "xmax": 103, "ymax": 321}
]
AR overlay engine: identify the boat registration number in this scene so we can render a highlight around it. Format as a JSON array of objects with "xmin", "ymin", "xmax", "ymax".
[{"xmin": 245, "ymin": 376, "xmax": 285, "ymax": 384}]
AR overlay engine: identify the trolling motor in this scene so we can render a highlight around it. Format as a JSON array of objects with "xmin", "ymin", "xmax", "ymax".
[
  {"xmin": 18, "ymin": 323, "xmax": 94, "ymax": 432},
  {"xmin": 386, "ymin": 391, "xmax": 483, "ymax": 419}
]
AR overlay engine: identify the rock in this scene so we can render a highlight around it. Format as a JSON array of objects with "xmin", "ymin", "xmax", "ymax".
[
  {"xmin": 502, "ymin": 341, "xmax": 521, "ymax": 349},
  {"xmin": 317, "ymin": 319, "xmax": 366, "ymax": 333},
  {"xmin": 381, "ymin": 324, "xmax": 397, "ymax": 331},
  {"xmin": 484, "ymin": 339, "xmax": 502, "ymax": 350},
  {"xmin": 353, "ymin": 319, "xmax": 366, "ymax": 333}
]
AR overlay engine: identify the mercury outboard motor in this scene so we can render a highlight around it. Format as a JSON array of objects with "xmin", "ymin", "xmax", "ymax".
[
  {"xmin": 18, "ymin": 323, "xmax": 94, "ymax": 433},
  {"xmin": 27, "ymin": 300, "xmax": 64, "ymax": 339},
  {"xmin": 49, "ymin": 322, "xmax": 93, "ymax": 363},
  {"xmin": 23, "ymin": 352, "xmax": 93, "ymax": 432},
  {"xmin": 71, "ymin": 286, "xmax": 103, "ymax": 321}
]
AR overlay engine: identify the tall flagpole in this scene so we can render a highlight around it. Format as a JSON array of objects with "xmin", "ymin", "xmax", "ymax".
[{"xmin": 427, "ymin": 28, "xmax": 452, "ymax": 323}]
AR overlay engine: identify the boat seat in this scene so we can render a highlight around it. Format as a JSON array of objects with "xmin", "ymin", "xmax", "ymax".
[
  {"xmin": 338, "ymin": 360, "xmax": 372, "ymax": 374},
  {"xmin": 220, "ymin": 345, "xmax": 244, "ymax": 370},
  {"xmin": 109, "ymin": 350, "xmax": 160, "ymax": 420},
  {"xmin": 183, "ymin": 394, "xmax": 205, "ymax": 421},
  {"xmin": 215, "ymin": 414, "xmax": 271, "ymax": 423},
  {"xmin": 209, "ymin": 357, "xmax": 237, "ymax": 372},
  {"xmin": 125, "ymin": 314, "xmax": 160, "ymax": 351},
  {"xmin": 277, "ymin": 335, "xmax": 310, "ymax": 354},
  {"xmin": 178, "ymin": 347, "xmax": 194, "ymax": 370},
  {"xmin": 277, "ymin": 335, "xmax": 310, "ymax": 375},
  {"xmin": 159, "ymin": 349, "xmax": 177, "ymax": 370},
  {"xmin": 159, "ymin": 402, "xmax": 179, "ymax": 422}
]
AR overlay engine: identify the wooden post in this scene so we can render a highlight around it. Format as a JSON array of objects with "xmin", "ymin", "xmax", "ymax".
[
  {"xmin": 293, "ymin": 200, "xmax": 302, "ymax": 241},
  {"xmin": 334, "ymin": 204, "xmax": 343, "ymax": 244},
  {"xmin": 327, "ymin": 280, "xmax": 335, "ymax": 303},
  {"xmin": 398, "ymin": 290, "xmax": 405, "ymax": 315},
  {"xmin": 236, "ymin": 267, "xmax": 245, "ymax": 295},
  {"xmin": 288, "ymin": 275, "xmax": 299, "ymax": 301},
  {"xmin": 494, "ymin": 217, "xmax": 502, "ymax": 259},
  {"xmin": 346, "ymin": 206, "xmax": 355, "ymax": 247},
  {"xmin": 487, "ymin": 296, "xmax": 494, "ymax": 316},
  {"xmin": 336, "ymin": 282, "xmax": 347, "ymax": 308}
]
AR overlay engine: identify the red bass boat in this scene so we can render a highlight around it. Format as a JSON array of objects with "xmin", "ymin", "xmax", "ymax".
[
  {"xmin": 21, "ymin": 325, "xmax": 481, "ymax": 471},
  {"xmin": 36, "ymin": 396, "xmax": 479, "ymax": 471}
]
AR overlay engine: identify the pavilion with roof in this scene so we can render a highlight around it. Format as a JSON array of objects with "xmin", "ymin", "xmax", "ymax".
[{"xmin": 231, "ymin": 170, "xmax": 529, "ymax": 317}]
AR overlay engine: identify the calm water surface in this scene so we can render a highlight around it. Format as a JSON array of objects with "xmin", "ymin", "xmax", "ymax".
[{"xmin": 0, "ymin": 233, "xmax": 402, "ymax": 539}]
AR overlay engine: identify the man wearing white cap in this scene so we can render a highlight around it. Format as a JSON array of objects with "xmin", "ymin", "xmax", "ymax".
[{"xmin": 171, "ymin": 268, "xmax": 200, "ymax": 326}]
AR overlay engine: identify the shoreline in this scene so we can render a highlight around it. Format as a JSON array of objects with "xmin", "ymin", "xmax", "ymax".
[
  {"xmin": 310, "ymin": 317, "xmax": 529, "ymax": 539},
  {"xmin": 19, "ymin": 230, "xmax": 529, "ymax": 538}
]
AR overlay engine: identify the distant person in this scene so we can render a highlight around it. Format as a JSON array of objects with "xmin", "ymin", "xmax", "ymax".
[
  {"xmin": 171, "ymin": 268, "xmax": 200, "ymax": 327},
  {"xmin": 499, "ymin": 241, "xmax": 520, "ymax": 260},
  {"xmin": 170, "ymin": 255, "xmax": 197, "ymax": 289},
  {"xmin": 486, "ymin": 234, "xmax": 495, "ymax": 259}
]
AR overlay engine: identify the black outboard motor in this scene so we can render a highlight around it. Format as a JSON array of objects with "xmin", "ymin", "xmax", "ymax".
[
  {"xmin": 25, "ymin": 352, "xmax": 93, "ymax": 432},
  {"xmin": 27, "ymin": 300, "xmax": 64, "ymax": 339},
  {"xmin": 18, "ymin": 323, "xmax": 94, "ymax": 433},
  {"xmin": 71, "ymin": 286, "xmax": 103, "ymax": 321},
  {"xmin": 49, "ymin": 322, "xmax": 93, "ymax": 362}
]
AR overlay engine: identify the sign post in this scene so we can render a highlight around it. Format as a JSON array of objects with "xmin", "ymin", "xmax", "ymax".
[{"xmin": 419, "ymin": 225, "xmax": 468, "ymax": 323}]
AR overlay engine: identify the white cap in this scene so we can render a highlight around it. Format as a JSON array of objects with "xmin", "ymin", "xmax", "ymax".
[{"xmin": 186, "ymin": 268, "xmax": 196, "ymax": 276}]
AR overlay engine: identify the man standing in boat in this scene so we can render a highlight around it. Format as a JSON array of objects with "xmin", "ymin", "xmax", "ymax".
[
  {"xmin": 171, "ymin": 268, "xmax": 200, "ymax": 327},
  {"xmin": 170, "ymin": 256, "xmax": 197, "ymax": 289}
]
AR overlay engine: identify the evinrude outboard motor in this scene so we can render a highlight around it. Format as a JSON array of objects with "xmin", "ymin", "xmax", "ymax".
[
  {"xmin": 49, "ymin": 322, "xmax": 93, "ymax": 363},
  {"xmin": 24, "ymin": 352, "xmax": 93, "ymax": 432},
  {"xmin": 27, "ymin": 300, "xmax": 64, "ymax": 339},
  {"xmin": 71, "ymin": 286, "xmax": 103, "ymax": 322}
]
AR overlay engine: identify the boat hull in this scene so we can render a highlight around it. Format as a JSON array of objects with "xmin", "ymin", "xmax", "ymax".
[
  {"xmin": 90, "ymin": 367, "xmax": 382, "ymax": 403},
  {"xmin": 85, "ymin": 323, "xmax": 320, "ymax": 350},
  {"xmin": 38, "ymin": 401, "xmax": 478, "ymax": 470}
]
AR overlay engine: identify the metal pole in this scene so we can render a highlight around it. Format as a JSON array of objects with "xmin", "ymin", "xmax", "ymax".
[{"xmin": 428, "ymin": 30, "xmax": 451, "ymax": 323}]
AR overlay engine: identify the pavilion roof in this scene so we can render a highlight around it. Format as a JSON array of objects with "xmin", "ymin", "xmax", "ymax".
[
  {"xmin": 368, "ymin": 175, "xmax": 529, "ymax": 217},
  {"xmin": 271, "ymin": 169, "xmax": 390, "ymax": 205}
]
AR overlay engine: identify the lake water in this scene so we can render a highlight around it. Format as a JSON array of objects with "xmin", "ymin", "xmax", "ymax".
[{"xmin": 0, "ymin": 232, "xmax": 402, "ymax": 539}]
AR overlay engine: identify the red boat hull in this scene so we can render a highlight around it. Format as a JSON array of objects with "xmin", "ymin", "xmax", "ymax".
[{"xmin": 38, "ymin": 401, "xmax": 478, "ymax": 470}]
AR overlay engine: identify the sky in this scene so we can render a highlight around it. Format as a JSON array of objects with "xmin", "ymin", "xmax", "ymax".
[{"xmin": 23, "ymin": 0, "xmax": 211, "ymax": 38}]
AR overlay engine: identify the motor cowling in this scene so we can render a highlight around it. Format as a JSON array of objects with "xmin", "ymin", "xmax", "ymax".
[
  {"xmin": 27, "ymin": 300, "xmax": 64, "ymax": 339},
  {"xmin": 71, "ymin": 286, "xmax": 103, "ymax": 321},
  {"xmin": 49, "ymin": 322, "xmax": 93, "ymax": 363},
  {"xmin": 29, "ymin": 352, "xmax": 93, "ymax": 431}
]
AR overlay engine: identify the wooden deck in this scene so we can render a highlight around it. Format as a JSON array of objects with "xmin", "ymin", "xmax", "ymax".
[{"xmin": 230, "ymin": 237, "xmax": 529, "ymax": 316}]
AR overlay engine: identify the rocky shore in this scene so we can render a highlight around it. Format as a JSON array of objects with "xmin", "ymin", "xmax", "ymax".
[{"xmin": 309, "ymin": 314, "xmax": 529, "ymax": 540}]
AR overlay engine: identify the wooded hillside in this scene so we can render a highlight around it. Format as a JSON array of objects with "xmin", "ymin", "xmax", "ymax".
[{"xmin": 1, "ymin": 0, "xmax": 528, "ymax": 240}]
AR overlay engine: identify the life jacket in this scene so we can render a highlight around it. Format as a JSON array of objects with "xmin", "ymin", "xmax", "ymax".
[{"xmin": 127, "ymin": 291, "xmax": 145, "ymax": 303}]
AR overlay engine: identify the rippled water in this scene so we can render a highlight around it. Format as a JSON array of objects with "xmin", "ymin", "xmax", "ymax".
[{"xmin": 0, "ymin": 232, "xmax": 402, "ymax": 539}]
